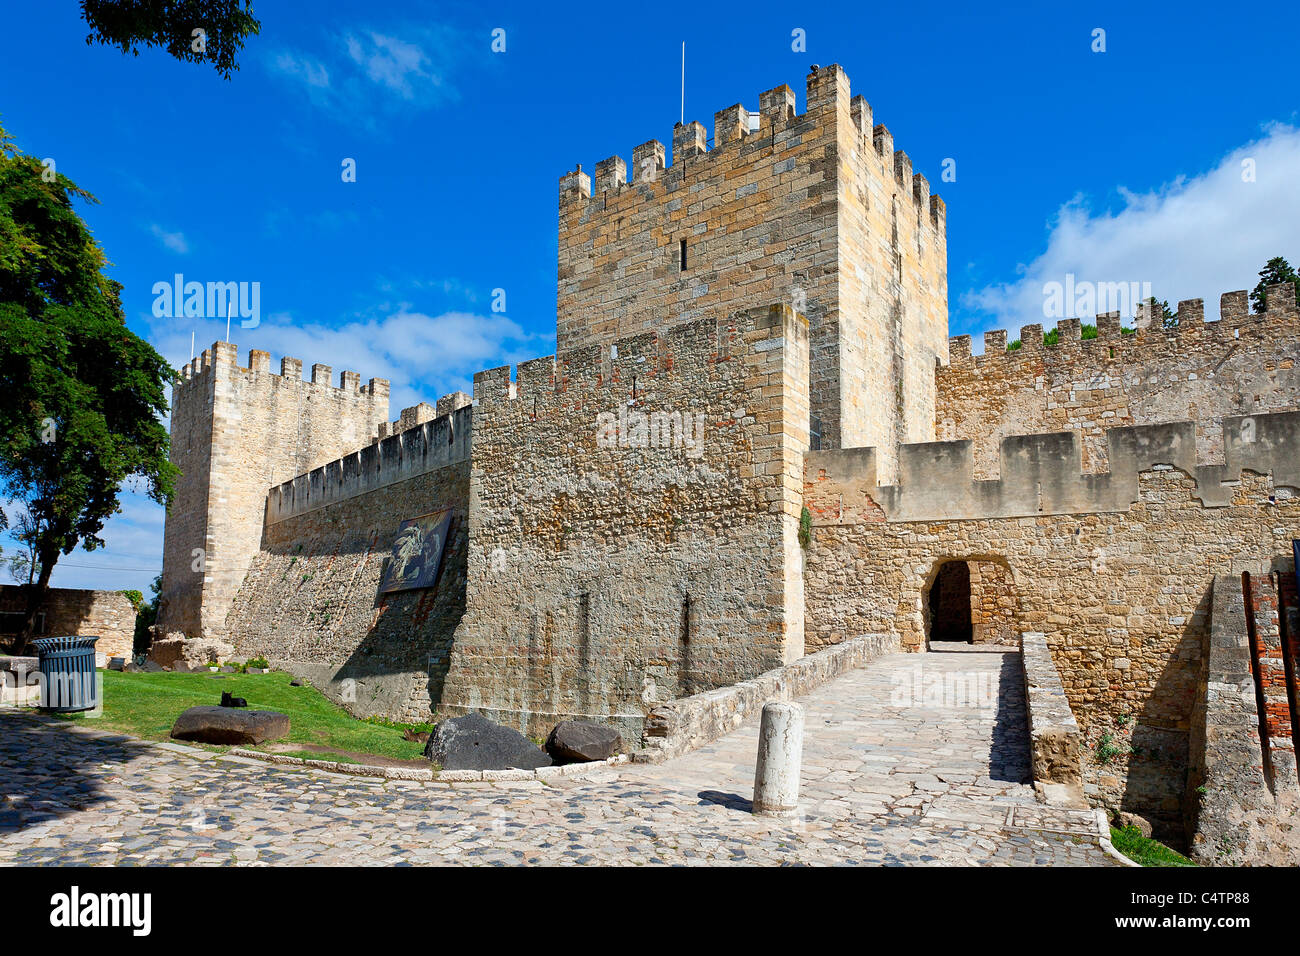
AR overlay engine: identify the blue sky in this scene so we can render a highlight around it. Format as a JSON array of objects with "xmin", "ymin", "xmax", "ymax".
[{"xmin": 1, "ymin": 0, "xmax": 1297, "ymax": 593}]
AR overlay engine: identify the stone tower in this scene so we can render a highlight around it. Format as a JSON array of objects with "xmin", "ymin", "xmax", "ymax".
[
  {"xmin": 159, "ymin": 341, "xmax": 389, "ymax": 638},
  {"xmin": 556, "ymin": 63, "xmax": 948, "ymax": 475}
]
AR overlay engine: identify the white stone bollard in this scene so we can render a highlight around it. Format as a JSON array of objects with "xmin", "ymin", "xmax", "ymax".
[{"xmin": 752, "ymin": 700, "xmax": 804, "ymax": 816}]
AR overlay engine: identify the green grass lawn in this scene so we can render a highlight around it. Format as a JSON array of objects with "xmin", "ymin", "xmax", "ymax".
[
  {"xmin": 61, "ymin": 669, "xmax": 432, "ymax": 763},
  {"xmin": 1110, "ymin": 826, "xmax": 1196, "ymax": 867}
]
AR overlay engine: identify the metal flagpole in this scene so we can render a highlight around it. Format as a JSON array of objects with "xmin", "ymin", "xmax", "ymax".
[{"xmin": 680, "ymin": 42, "xmax": 685, "ymax": 125}]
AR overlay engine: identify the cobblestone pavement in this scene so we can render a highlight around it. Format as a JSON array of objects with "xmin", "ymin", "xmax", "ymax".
[{"xmin": 0, "ymin": 651, "xmax": 1119, "ymax": 865}]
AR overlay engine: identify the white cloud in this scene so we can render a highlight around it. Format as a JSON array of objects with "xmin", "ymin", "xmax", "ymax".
[
  {"xmin": 272, "ymin": 51, "xmax": 331, "ymax": 90},
  {"xmin": 149, "ymin": 224, "xmax": 189, "ymax": 254},
  {"xmin": 146, "ymin": 304, "xmax": 546, "ymax": 417},
  {"xmin": 268, "ymin": 24, "xmax": 462, "ymax": 122},
  {"xmin": 962, "ymin": 123, "xmax": 1300, "ymax": 337},
  {"xmin": 344, "ymin": 32, "xmax": 445, "ymax": 101}
]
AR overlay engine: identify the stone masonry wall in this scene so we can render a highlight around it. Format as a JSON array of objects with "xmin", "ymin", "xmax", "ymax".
[
  {"xmin": 0, "ymin": 586, "xmax": 135, "ymax": 666},
  {"xmin": 803, "ymin": 412, "xmax": 1300, "ymax": 839},
  {"xmin": 557, "ymin": 64, "xmax": 945, "ymax": 467},
  {"xmin": 936, "ymin": 286, "xmax": 1300, "ymax": 478},
  {"xmin": 225, "ymin": 447, "xmax": 469, "ymax": 723},
  {"xmin": 160, "ymin": 342, "xmax": 390, "ymax": 641},
  {"xmin": 440, "ymin": 304, "xmax": 810, "ymax": 739}
]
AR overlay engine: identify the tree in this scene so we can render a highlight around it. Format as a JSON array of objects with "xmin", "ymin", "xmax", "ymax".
[
  {"xmin": 131, "ymin": 574, "xmax": 163, "ymax": 656},
  {"xmin": 6, "ymin": 510, "xmax": 42, "ymax": 586},
  {"xmin": 1250, "ymin": 256, "xmax": 1300, "ymax": 314},
  {"xmin": 0, "ymin": 122, "xmax": 177, "ymax": 654},
  {"xmin": 80, "ymin": 0, "xmax": 261, "ymax": 80}
]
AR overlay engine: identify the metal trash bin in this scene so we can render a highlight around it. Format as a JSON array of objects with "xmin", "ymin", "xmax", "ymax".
[{"xmin": 30, "ymin": 636, "xmax": 100, "ymax": 712}]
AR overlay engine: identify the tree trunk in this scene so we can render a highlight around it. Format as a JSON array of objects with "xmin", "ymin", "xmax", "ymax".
[{"xmin": 13, "ymin": 550, "xmax": 56, "ymax": 657}]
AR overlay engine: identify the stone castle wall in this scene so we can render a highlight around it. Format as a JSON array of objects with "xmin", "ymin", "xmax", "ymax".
[
  {"xmin": 439, "ymin": 303, "xmax": 811, "ymax": 739},
  {"xmin": 803, "ymin": 411, "xmax": 1300, "ymax": 838},
  {"xmin": 0, "ymin": 586, "xmax": 135, "ymax": 665},
  {"xmin": 936, "ymin": 286, "xmax": 1300, "ymax": 477},
  {"xmin": 557, "ymin": 64, "xmax": 945, "ymax": 467},
  {"xmin": 224, "ymin": 409, "xmax": 471, "ymax": 721},
  {"xmin": 160, "ymin": 342, "xmax": 390, "ymax": 640}
]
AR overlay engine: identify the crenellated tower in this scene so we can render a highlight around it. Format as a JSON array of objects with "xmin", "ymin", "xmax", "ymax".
[
  {"xmin": 557, "ymin": 63, "xmax": 948, "ymax": 475},
  {"xmin": 159, "ymin": 341, "xmax": 390, "ymax": 638}
]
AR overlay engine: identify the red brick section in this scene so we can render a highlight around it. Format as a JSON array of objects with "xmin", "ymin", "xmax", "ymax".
[
  {"xmin": 1245, "ymin": 571, "xmax": 1297, "ymax": 784},
  {"xmin": 1277, "ymin": 562, "xmax": 1300, "ymax": 769}
]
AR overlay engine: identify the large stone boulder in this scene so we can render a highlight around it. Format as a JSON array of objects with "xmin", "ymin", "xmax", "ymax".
[
  {"xmin": 170, "ymin": 706, "xmax": 289, "ymax": 745},
  {"xmin": 149, "ymin": 635, "xmax": 235, "ymax": 671},
  {"xmin": 423, "ymin": 711, "xmax": 551, "ymax": 771},
  {"xmin": 545, "ymin": 720, "xmax": 622, "ymax": 764}
]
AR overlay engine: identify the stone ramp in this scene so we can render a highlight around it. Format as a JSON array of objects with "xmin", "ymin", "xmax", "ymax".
[{"xmin": 622, "ymin": 649, "xmax": 1117, "ymax": 862}]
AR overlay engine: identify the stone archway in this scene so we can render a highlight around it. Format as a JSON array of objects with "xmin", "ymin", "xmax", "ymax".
[
  {"xmin": 928, "ymin": 561, "xmax": 972, "ymax": 644},
  {"xmin": 923, "ymin": 557, "xmax": 1021, "ymax": 649}
]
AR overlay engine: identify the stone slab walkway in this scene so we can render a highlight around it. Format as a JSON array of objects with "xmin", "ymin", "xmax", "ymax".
[{"xmin": 0, "ymin": 651, "xmax": 1118, "ymax": 865}]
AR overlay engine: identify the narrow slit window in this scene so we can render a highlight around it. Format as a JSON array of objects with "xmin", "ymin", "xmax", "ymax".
[{"xmin": 679, "ymin": 238, "xmax": 688, "ymax": 271}]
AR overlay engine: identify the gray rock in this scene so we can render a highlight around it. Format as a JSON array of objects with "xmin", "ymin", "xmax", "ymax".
[
  {"xmin": 546, "ymin": 720, "xmax": 622, "ymax": 764},
  {"xmin": 423, "ymin": 711, "xmax": 551, "ymax": 770},
  {"xmin": 170, "ymin": 706, "xmax": 290, "ymax": 746},
  {"xmin": 1116, "ymin": 811, "xmax": 1154, "ymax": 838},
  {"xmin": 108, "ymin": 657, "xmax": 126, "ymax": 671}
]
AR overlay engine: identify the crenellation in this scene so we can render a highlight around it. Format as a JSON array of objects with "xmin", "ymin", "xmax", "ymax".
[
  {"xmin": 1221, "ymin": 289, "xmax": 1249, "ymax": 322},
  {"xmin": 893, "ymin": 149, "xmax": 912, "ymax": 187},
  {"xmin": 760, "ymin": 84, "xmax": 796, "ymax": 125},
  {"xmin": 1178, "ymin": 297, "xmax": 1205, "ymax": 325},
  {"xmin": 929, "ymin": 193, "xmax": 946, "ymax": 230},
  {"xmin": 267, "ymin": 404, "xmax": 471, "ymax": 524},
  {"xmin": 558, "ymin": 164, "xmax": 591, "ymax": 202},
  {"xmin": 340, "ymin": 370, "xmax": 360, "ymax": 391},
  {"xmin": 808, "ymin": 410, "xmax": 1300, "ymax": 523},
  {"xmin": 249, "ymin": 349, "xmax": 270, "ymax": 373},
  {"xmin": 850, "ymin": 95, "xmax": 872, "ymax": 139},
  {"xmin": 672, "ymin": 120, "xmax": 707, "ymax": 161},
  {"xmin": 632, "ymin": 140, "xmax": 665, "ymax": 183},
  {"xmin": 311, "ymin": 363, "xmax": 332, "ymax": 386},
  {"xmin": 872, "ymin": 123, "xmax": 893, "ymax": 159},
  {"xmin": 1267, "ymin": 280, "xmax": 1297, "ymax": 312},
  {"xmin": 593, "ymin": 155, "xmax": 626, "ymax": 194},
  {"xmin": 1018, "ymin": 323, "xmax": 1043, "ymax": 352},
  {"xmin": 713, "ymin": 104, "xmax": 753, "ymax": 146},
  {"xmin": 281, "ymin": 356, "xmax": 302, "ymax": 379}
]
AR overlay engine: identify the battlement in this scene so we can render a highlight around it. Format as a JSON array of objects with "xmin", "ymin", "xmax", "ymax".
[
  {"xmin": 474, "ymin": 303, "xmax": 805, "ymax": 408},
  {"xmin": 173, "ymin": 341, "xmax": 390, "ymax": 402},
  {"xmin": 376, "ymin": 392, "xmax": 472, "ymax": 440},
  {"xmin": 267, "ymin": 404, "xmax": 472, "ymax": 524},
  {"xmin": 944, "ymin": 284, "xmax": 1299, "ymax": 372},
  {"xmin": 558, "ymin": 63, "xmax": 946, "ymax": 232},
  {"xmin": 807, "ymin": 410, "xmax": 1300, "ymax": 524}
]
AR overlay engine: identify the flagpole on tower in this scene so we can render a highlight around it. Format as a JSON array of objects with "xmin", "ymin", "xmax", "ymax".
[
  {"xmin": 680, "ymin": 42, "xmax": 685, "ymax": 125},
  {"xmin": 225, "ymin": 298, "xmax": 231, "ymax": 343}
]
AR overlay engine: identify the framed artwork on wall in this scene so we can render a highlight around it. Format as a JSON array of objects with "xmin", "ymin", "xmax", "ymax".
[{"xmin": 379, "ymin": 508, "xmax": 453, "ymax": 594}]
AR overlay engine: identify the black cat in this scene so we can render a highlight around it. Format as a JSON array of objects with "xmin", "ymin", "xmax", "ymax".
[{"xmin": 220, "ymin": 690, "xmax": 249, "ymax": 708}]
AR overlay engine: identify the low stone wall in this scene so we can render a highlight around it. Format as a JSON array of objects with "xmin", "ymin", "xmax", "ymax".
[
  {"xmin": 0, "ymin": 656, "xmax": 40, "ymax": 707},
  {"xmin": 639, "ymin": 633, "xmax": 896, "ymax": 761},
  {"xmin": 1020, "ymin": 632, "xmax": 1084, "ymax": 801}
]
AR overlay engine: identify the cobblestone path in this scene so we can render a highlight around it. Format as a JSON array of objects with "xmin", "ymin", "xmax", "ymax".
[{"xmin": 0, "ymin": 650, "xmax": 1119, "ymax": 865}]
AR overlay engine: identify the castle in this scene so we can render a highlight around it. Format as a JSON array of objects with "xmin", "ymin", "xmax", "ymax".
[{"xmin": 158, "ymin": 64, "xmax": 1300, "ymax": 862}]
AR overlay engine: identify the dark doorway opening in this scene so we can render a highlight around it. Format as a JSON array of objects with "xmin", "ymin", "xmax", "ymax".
[{"xmin": 928, "ymin": 560, "xmax": 972, "ymax": 645}]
